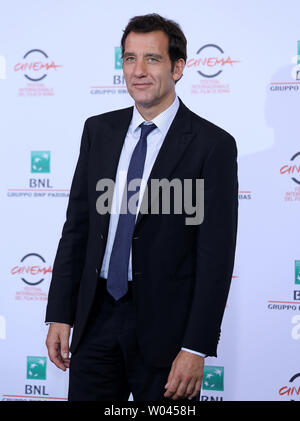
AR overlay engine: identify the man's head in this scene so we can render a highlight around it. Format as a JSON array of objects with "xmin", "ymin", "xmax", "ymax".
[{"xmin": 121, "ymin": 14, "xmax": 186, "ymax": 116}]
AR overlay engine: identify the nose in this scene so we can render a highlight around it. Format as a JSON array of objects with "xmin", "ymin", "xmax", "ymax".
[{"xmin": 133, "ymin": 59, "xmax": 147, "ymax": 78}]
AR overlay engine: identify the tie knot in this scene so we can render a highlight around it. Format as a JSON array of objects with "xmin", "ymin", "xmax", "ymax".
[{"xmin": 140, "ymin": 122, "xmax": 156, "ymax": 139}]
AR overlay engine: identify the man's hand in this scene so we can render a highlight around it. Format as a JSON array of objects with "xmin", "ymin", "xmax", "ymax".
[
  {"xmin": 46, "ymin": 323, "xmax": 71, "ymax": 371},
  {"xmin": 164, "ymin": 350, "xmax": 204, "ymax": 400}
]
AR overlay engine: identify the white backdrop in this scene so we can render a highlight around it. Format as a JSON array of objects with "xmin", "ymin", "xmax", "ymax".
[{"xmin": 0, "ymin": 0, "xmax": 300, "ymax": 401}]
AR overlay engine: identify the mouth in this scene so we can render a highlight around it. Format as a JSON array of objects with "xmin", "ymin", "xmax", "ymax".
[{"xmin": 132, "ymin": 83, "xmax": 152, "ymax": 89}]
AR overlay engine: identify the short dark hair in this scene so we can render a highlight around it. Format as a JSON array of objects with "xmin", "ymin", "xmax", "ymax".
[{"xmin": 121, "ymin": 13, "xmax": 187, "ymax": 69}]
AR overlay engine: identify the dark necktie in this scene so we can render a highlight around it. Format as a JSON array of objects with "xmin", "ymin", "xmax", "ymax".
[{"xmin": 106, "ymin": 122, "xmax": 156, "ymax": 300}]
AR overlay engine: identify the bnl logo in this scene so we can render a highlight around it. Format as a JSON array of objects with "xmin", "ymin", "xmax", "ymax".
[
  {"xmin": 0, "ymin": 56, "xmax": 6, "ymax": 79},
  {"xmin": 202, "ymin": 366, "xmax": 224, "ymax": 391},
  {"xmin": 31, "ymin": 151, "xmax": 50, "ymax": 173},
  {"xmin": 295, "ymin": 260, "xmax": 300, "ymax": 285},
  {"xmin": 26, "ymin": 356, "xmax": 47, "ymax": 380},
  {"xmin": 115, "ymin": 47, "xmax": 123, "ymax": 70}
]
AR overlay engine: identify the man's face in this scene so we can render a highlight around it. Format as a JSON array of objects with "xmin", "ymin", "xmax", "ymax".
[{"xmin": 123, "ymin": 30, "xmax": 182, "ymax": 109}]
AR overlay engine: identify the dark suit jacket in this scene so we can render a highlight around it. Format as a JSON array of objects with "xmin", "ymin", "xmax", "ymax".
[{"xmin": 45, "ymin": 98, "xmax": 238, "ymax": 368}]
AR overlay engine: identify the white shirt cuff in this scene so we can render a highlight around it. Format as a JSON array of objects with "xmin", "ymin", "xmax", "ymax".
[{"xmin": 181, "ymin": 347, "xmax": 206, "ymax": 357}]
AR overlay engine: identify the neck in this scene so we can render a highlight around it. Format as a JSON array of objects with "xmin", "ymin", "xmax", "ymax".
[{"xmin": 135, "ymin": 92, "xmax": 176, "ymax": 121}]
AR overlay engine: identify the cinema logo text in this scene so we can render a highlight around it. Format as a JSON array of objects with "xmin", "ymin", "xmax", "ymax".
[
  {"xmin": 279, "ymin": 373, "xmax": 300, "ymax": 400},
  {"xmin": 187, "ymin": 44, "xmax": 240, "ymax": 95},
  {"xmin": 280, "ymin": 152, "xmax": 300, "ymax": 185},
  {"xmin": 11, "ymin": 253, "xmax": 52, "ymax": 286},
  {"xmin": 11, "ymin": 253, "xmax": 51, "ymax": 302},
  {"xmin": 187, "ymin": 44, "xmax": 239, "ymax": 78},
  {"xmin": 15, "ymin": 49, "xmax": 62, "ymax": 96},
  {"xmin": 280, "ymin": 152, "xmax": 300, "ymax": 201}
]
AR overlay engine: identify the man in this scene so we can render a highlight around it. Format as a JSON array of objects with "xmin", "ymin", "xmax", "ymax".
[{"xmin": 45, "ymin": 13, "xmax": 238, "ymax": 401}]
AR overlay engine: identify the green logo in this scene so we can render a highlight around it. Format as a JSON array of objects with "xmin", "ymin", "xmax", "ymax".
[
  {"xmin": 115, "ymin": 47, "xmax": 123, "ymax": 70},
  {"xmin": 202, "ymin": 366, "xmax": 224, "ymax": 391},
  {"xmin": 295, "ymin": 260, "xmax": 300, "ymax": 285},
  {"xmin": 31, "ymin": 151, "xmax": 50, "ymax": 173},
  {"xmin": 26, "ymin": 356, "xmax": 47, "ymax": 380},
  {"xmin": 297, "ymin": 41, "xmax": 300, "ymax": 80}
]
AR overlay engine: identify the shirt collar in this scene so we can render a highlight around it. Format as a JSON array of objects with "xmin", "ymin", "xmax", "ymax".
[{"xmin": 130, "ymin": 95, "xmax": 180, "ymax": 137}]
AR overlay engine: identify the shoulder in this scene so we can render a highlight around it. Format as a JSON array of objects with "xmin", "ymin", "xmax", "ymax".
[
  {"xmin": 84, "ymin": 105, "xmax": 134, "ymax": 130},
  {"xmin": 182, "ymin": 102, "xmax": 237, "ymax": 155},
  {"xmin": 189, "ymin": 107, "xmax": 234, "ymax": 142}
]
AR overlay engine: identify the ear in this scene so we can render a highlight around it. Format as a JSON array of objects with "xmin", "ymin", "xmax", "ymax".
[{"xmin": 172, "ymin": 58, "xmax": 185, "ymax": 82}]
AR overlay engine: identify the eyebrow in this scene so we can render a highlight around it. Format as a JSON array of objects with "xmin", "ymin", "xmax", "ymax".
[{"xmin": 123, "ymin": 52, "xmax": 164, "ymax": 60}]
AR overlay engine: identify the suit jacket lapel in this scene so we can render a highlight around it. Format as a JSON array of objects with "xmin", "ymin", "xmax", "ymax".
[
  {"xmin": 135, "ymin": 99, "xmax": 195, "ymax": 228},
  {"xmin": 95, "ymin": 106, "xmax": 133, "ymax": 237}
]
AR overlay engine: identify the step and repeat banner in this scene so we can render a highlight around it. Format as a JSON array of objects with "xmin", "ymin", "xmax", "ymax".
[{"xmin": 0, "ymin": 0, "xmax": 299, "ymax": 401}]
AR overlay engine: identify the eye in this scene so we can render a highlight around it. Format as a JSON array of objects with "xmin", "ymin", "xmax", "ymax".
[
  {"xmin": 148, "ymin": 57, "xmax": 158, "ymax": 63},
  {"xmin": 125, "ymin": 56, "xmax": 135, "ymax": 62}
]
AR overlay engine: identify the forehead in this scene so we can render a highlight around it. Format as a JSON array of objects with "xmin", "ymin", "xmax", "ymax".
[{"xmin": 124, "ymin": 30, "xmax": 169, "ymax": 55}]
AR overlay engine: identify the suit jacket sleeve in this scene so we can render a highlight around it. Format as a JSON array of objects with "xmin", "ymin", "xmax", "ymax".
[
  {"xmin": 182, "ymin": 132, "xmax": 238, "ymax": 356},
  {"xmin": 45, "ymin": 119, "xmax": 91, "ymax": 325}
]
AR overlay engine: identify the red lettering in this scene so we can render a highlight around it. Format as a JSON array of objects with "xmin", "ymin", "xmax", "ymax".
[
  {"xmin": 10, "ymin": 266, "xmax": 19, "ymax": 275},
  {"xmin": 14, "ymin": 61, "xmax": 62, "ymax": 72},
  {"xmin": 220, "ymin": 56, "xmax": 240, "ymax": 66},
  {"xmin": 14, "ymin": 63, "xmax": 22, "ymax": 71},
  {"xmin": 207, "ymin": 57, "xmax": 217, "ymax": 67},
  {"xmin": 280, "ymin": 165, "xmax": 289, "ymax": 174},
  {"xmin": 33, "ymin": 62, "xmax": 42, "ymax": 71},
  {"xmin": 291, "ymin": 386, "xmax": 300, "ymax": 396},
  {"xmin": 279, "ymin": 386, "xmax": 300, "ymax": 396},
  {"xmin": 38, "ymin": 266, "xmax": 52, "ymax": 275},
  {"xmin": 291, "ymin": 165, "xmax": 300, "ymax": 174},
  {"xmin": 279, "ymin": 386, "xmax": 290, "ymax": 395},
  {"xmin": 186, "ymin": 55, "xmax": 240, "ymax": 68},
  {"xmin": 187, "ymin": 58, "xmax": 207, "ymax": 67},
  {"xmin": 280, "ymin": 165, "xmax": 300, "ymax": 174},
  {"xmin": 186, "ymin": 59, "xmax": 194, "ymax": 67},
  {"xmin": 197, "ymin": 58, "xmax": 207, "ymax": 66},
  {"xmin": 30, "ymin": 265, "xmax": 39, "ymax": 275},
  {"xmin": 10, "ymin": 265, "xmax": 52, "ymax": 275},
  {"xmin": 45, "ymin": 60, "xmax": 62, "ymax": 71}
]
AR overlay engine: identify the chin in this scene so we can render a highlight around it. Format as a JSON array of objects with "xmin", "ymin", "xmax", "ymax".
[
  {"xmin": 133, "ymin": 95, "xmax": 155, "ymax": 108},
  {"xmin": 128, "ymin": 88, "xmax": 155, "ymax": 106}
]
